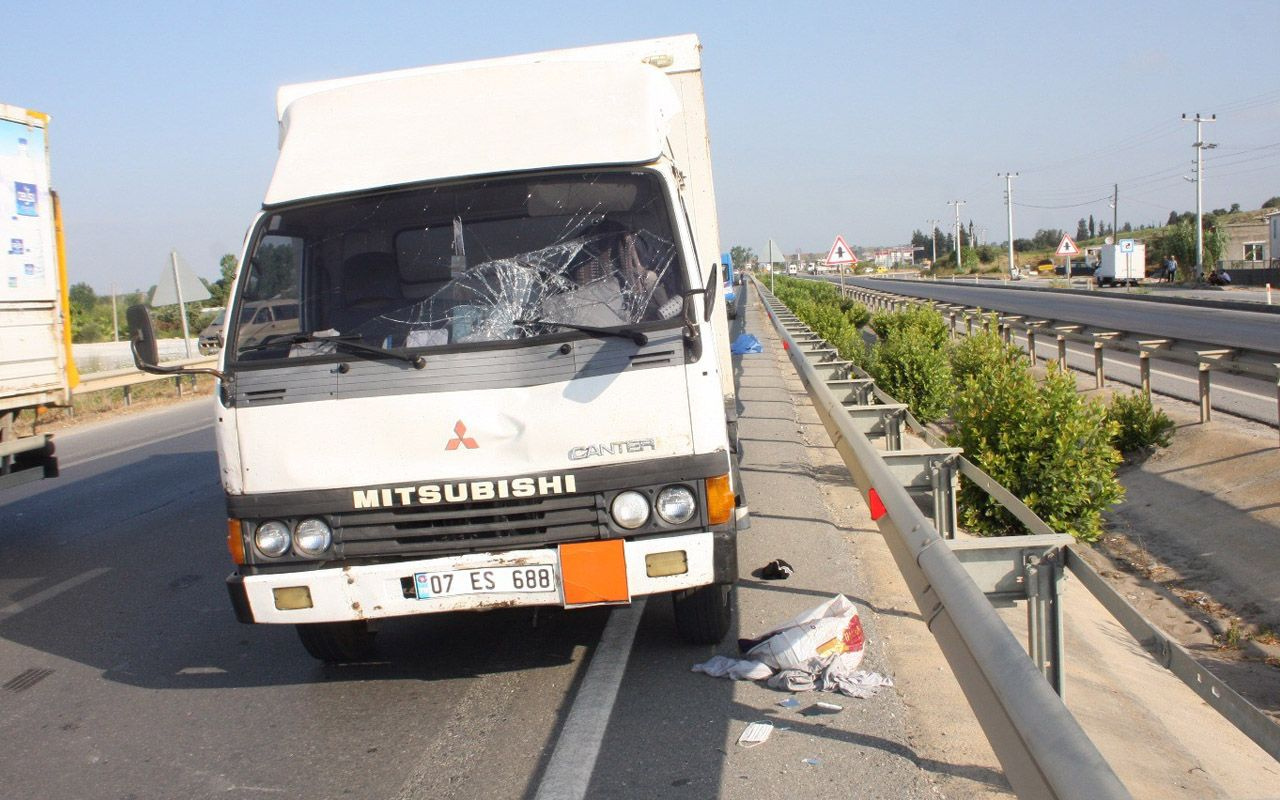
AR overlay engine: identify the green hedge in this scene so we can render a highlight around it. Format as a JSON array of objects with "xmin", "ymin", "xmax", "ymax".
[{"xmin": 770, "ymin": 285, "xmax": 1125, "ymax": 542}]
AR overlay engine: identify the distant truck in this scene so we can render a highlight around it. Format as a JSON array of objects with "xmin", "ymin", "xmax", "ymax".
[
  {"xmin": 1096, "ymin": 242, "xmax": 1146, "ymax": 287},
  {"xmin": 130, "ymin": 35, "xmax": 747, "ymax": 661},
  {"xmin": 0, "ymin": 104, "xmax": 74, "ymax": 490}
]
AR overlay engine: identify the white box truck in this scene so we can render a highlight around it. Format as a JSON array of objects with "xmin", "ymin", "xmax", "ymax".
[
  {"xmin": 129, "ymin": 35, "xmax": 748, "ymax": 661},
  {"xmin": 0, "ymin": 104, "xmax": 74, "ymax": 490},
  {"xmin": 1097, "ymin": 241, "xmax": 1145, "ymax": 286}
]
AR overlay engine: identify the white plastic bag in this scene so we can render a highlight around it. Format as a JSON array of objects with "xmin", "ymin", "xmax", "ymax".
[{"xmin": 747, "ymin": 594, "xmax": 865, "ymax": 673}]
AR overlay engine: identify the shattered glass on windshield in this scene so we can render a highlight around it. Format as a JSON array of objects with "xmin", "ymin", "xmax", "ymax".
[{"xmin": 232, "ymin": 171, "xmax": 686, "ymax": 360}]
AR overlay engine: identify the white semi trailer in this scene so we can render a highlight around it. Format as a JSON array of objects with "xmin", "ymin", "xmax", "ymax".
[
  {"xmin": 130, "ymin": 35, "xmax": 748, "ymax": 661},
  {"xmin": 0, "ymin": 104, "xmax": 75, "ymax": 490}
]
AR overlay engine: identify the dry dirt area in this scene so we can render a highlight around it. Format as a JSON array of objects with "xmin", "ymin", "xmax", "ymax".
[
  {"xmin": 23, "ymin": 375, "xmax": 216, "ymax": 435},
  {"xmin": 1091, "ymin": 406, "xmax": 1280, "ymax": 720}
]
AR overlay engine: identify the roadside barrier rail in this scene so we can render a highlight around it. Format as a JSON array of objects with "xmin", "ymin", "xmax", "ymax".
[
  {"xmin": 753, "ymin": 277, "xmax": 1280, "ymax": 797},
  {"xmin": 837, "ymin": 279, "xmax": 1280, "ymax": 440},
  {"xmin": 72, "ymin": 356, "xmax": 218, "ymax": 406}
]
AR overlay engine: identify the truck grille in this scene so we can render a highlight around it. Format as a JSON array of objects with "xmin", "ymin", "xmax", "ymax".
[{"xmin": 332, "ymin": 493, "xmax": 604, "ymax": 558}]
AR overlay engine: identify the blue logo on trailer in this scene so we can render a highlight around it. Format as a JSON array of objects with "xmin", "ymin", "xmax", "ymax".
[
  {"xmin": 8, "ymin": 238, "xmax": 21, "ymax": 254},
  {"xmin": 14, "ymin": 182, "xmax": 37, "ymax": 216}
]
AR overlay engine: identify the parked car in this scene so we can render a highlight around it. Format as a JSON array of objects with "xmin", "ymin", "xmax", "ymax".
[
  {"xmin": 199, "ymin": 298, "xmax": 299, "ymax": 353},
  {"xmin": 1054, "ymin": 261, "xmax": 1096, "ymax": 277}
]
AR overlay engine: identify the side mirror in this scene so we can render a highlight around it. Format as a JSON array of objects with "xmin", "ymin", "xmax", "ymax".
[
  {"xmin": 126, "ymin": 304, "xmax": 160, "ymax": 370},
  {"xmin": 704, "ymin": 262, "xmax": 719, "ymax": 321}
]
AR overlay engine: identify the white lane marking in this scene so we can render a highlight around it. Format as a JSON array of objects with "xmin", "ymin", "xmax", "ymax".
[
  {"xmin": 533, "ymin": 597, "xmax": 648, "ymax": 800},
  {"xmin": 0, "ymin": 568, "xmax": 112, "ymax": 621},
  {"xmin": 60, "ymin": 424, "xmax": 213, "ymax": 470}
]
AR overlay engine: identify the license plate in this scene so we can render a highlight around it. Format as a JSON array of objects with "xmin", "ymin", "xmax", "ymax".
[{"xmin": 413, "ymin": 564, "xmax": 557, "ymax": 599}]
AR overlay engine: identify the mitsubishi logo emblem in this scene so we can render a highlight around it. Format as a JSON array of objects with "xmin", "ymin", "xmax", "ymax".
[{"xmin": 445, "ymin": 420, "xmax": 479, "ymax": 451}]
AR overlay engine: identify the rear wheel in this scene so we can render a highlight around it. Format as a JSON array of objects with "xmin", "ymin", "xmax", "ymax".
[
  {"xmin": 672, "ymin": 583, "xmax": 732, "ymax": 644},
  {"xmin": 295, "ymin": 621, "xmax": 377, "ymax": 663}
]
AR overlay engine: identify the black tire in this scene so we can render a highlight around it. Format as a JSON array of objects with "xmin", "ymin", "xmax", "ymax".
[
  {"xmin": 295, "ymin": 621, "xmax": 377, "ymax": 663},
  {"xmin": 672, "ymin": 583, "xmax": 732, "ymax": 644}
]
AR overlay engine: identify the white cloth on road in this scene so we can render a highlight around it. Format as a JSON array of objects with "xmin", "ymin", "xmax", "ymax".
[{"xmin": 691, "ymin": 655, "xmax": 773, "ymax": 681}]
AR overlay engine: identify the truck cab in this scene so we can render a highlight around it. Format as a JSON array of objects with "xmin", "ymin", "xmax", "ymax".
[{"xmin": 131, "ymin": 36, "xmax": 745, "ymax": 661}]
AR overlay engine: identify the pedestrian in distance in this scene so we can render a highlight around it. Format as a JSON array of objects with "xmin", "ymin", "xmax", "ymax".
[{"xmin": 1163, "ymin": 254, "xmax": 1177, "ymax": 282}]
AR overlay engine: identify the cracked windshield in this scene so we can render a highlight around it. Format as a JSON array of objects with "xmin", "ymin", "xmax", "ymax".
[{"xmin": 232, "ymin": 170, "xmax": 685, "ymax": 360}]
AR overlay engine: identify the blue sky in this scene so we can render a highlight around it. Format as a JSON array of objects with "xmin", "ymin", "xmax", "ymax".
[{"xmin": 5, "ymin": 1, "xmax": 1278, "ymax": 291}]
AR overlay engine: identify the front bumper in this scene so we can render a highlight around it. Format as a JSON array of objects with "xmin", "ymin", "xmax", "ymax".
[{"xmin": 228, "ymin": 530, "xmax": 731, "ymax": 624}]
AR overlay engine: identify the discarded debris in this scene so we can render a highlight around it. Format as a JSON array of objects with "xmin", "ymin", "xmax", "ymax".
[
  {"xmin": 759, "ymin": 559, "xmax": 794, "ymax": 581},
  {"xmin": 777, "ymin": 697, "xmax": 801, "ymax": 709},
  {"xmin": 801, "ymin": 757, "xmax": 821, "ymax": 767},
  {"xmin": 737, "ymin": 722, "xmax": 774, "ymax": 748},
  {"xmin": 748, "ymin": 594, "xmax": 865, "ymax": 672},
  {"xmin": 731, "ymin": 333, "xmax": 763, "ymax": 354},
  {"xmin": 691, "ymin": 655, "xmax": 772, "ymax": 681},
  {"xmin": 815, "ymin": 701, "xmax": 843, "ymax": 712},
  {"xmin": 691, "ymin": 595, "xmax": 894, "ymax": 699}
]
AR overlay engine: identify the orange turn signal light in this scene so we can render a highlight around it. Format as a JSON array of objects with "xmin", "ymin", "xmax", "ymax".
[
  {"xmin": 706, "ymin": 474, "xmax": 735, "ymax": 526},
  {"xmin": 227, "ymin": 519, "xmax": 246, "ymax": 565}
]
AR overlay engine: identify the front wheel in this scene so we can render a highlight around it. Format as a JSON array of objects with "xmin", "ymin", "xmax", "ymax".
[
  {"xmin": 672, "ymin": 583, "xmax": 732, "ymax": 644},
  {"xmin": 295, "ymin": 621, "xmax": 377, "ymax": 663}
]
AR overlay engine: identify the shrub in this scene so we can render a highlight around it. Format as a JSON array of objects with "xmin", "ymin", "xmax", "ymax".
[
  {"xmin": 867, "ymin": 326, "xmax": 952, "ymax": 423},
  {"xmin": 949, "ymin": 359, "xmax": 1123, "ymax": 542},
  {"xmin": 870, "ymin": 305, "xmax": 949, "ymax": 349},
  {"xmin": 950, "ymin": 329, "xmax": 1021, "ymax": 388},
  {"xmin": 773, "ymin": 276, "xmax": 869, "ymax": 363},
  {"xmin": 1107, "ymin": 392, "xmax": 1175, "ymax": 454}
]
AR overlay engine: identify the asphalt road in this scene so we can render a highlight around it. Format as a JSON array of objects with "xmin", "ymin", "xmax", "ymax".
[
  {"xmin": 0, "ymin": 403, "xmax": 612, "ymax": 799},
  {"xmin": 849, "ymin": 277, "xmax": 1280, "ymax": 353},
  {"xmin": 0, "ymin": 292, "xmax": 936, "ymax": 800},
  {"xmin": 847, "ymin": 277, "xmax": 1280, "ymax": 427}
]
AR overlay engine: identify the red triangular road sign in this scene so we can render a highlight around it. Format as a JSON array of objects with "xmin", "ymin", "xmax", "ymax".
[
  {"xmin": 1055, "ymin": 234, "xmax": 1080, "ymax": 256},
  {"xmin": 825, "ymin": 235, "xmax": 858, "ymax": 265}
]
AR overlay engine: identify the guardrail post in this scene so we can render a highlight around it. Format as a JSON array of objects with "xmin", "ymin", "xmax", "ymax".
[
  {"xmin": 1093, "ymin": 342, "xmax": 1105, "ymax": 389},
  {"xmin": 1140, "ymin": 352, "xmax": 1151, "ymax": 399},
  {"xmin": 1026, "ymin": 329, "xmax": 1037, "ymax": 365},
  {"xmin": 1057, "ymin": 335, "xmax": 1068, "ymax": 373},
  {"xmin": 175, "ymin": 376, "xmax": 183, "ymax": 397},
  {"xmin": 1025, "ymin": 551, "xmax": 1066, "ymax": 698},
  {"xmin": 123, "ymin": 385, "xmax": 132, "ymax": 406},
  {"xmin": 887, "ymin": 409, "xmax": 903, "ymax": 451},
  {"xmin": 1199, "ymin": 363, "xmax": 1212, "ymax": 422},
  {"xmin": 932, "ymin": 456, "xmax": 958, "ymax": 539}
]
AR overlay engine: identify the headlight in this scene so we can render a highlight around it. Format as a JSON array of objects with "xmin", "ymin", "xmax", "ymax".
[
  {"xmin": 254, "ymin": 520, "xmax": 291, "ymax": 557},
  {"xmin": 655, "ymin": 486, "xmax": 696, "ymax": 524},
  {"xmin": 610, "ymin": 491, "xmax": 650, "ymax": 529},
  {"xmin": 293, "ymin": 518, "xmax": 332, "ymax": 556}
]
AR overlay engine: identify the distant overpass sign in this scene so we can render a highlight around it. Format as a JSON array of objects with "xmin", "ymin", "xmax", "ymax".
[
  {"xmin": 825, "ymin": 235, "xmax": 857, "ymax": 265},
  {"xmin": 1055, "ymin": 234, "xmax": 1081, "ymax": 257}
]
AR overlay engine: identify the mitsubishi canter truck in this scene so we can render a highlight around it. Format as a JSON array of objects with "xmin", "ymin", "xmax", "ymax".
[{"xmin": 129, "ymin": 35, "xmax": 747, "ymax": 661}]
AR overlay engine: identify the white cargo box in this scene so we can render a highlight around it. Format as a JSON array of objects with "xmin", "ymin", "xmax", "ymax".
[{"xmin": 1097, "ymin": 242, "xmax": 1145, "ymax": 286}]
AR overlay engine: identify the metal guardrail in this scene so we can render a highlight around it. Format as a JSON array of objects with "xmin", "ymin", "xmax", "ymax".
[
  {"xmin": 842, "ymin": 280, "xmax": 1280, "ymax": 440},
  {"xmin": 755, "ymin": 279, "xmax": 1129, "ymax": 799},
  {"xmin": 72, "ymin": 356, "xmax": 217, "ymax": 404},
  {"xmin": 756, "ymin": 276, "xmax": 1280, "ymax": 797}
]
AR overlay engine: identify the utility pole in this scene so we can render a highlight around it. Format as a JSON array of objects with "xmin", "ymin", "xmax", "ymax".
[
  {"xmin": 110, "ymin": 282, "xmax": 120, "ymax": 342},
  {"xmin": 999, "ymin": 172, "xmax": 1018, "ymax": 278},
  {"xmin": 1112, "ymin": 183, "xmax": 1118, "ymax": 239},
  {"xmin": 926, "ymin": 219, "xmax": 939, "ymax": 266},
  {"xmin": 1182, "ymin": 113, "xmax": 1217, "ymax": 277},
  {"xmin": 948, "ymin": 201, "xmax": 966, "ymax": 271}
]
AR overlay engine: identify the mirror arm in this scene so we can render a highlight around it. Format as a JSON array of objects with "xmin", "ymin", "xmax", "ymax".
[{"xmin": 130, "ymin": 338, "xmax": 224, "ymax": 380}]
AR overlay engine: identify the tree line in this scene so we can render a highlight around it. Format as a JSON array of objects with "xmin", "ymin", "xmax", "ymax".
[{"xmin": 68, "ymin": 254, "xmax": 238, "ymax": 343}]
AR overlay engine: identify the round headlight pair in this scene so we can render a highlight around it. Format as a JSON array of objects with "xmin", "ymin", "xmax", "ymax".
[
  {"xmin": 609, "ymin": 486, "xmax": 697, "ymax": 530},
  {"xmin": 253, "ymin": 518, "xmax": 332, "ymax": 558}
]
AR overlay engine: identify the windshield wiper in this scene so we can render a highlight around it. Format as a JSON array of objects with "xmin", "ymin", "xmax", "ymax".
[
  {"xmin": 514, "ymin": 318, "xmax": 648, "ymax": 346},
  {"xmin": 239, "ymin": 331, "xmax": 426, "ymax": 369}
]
